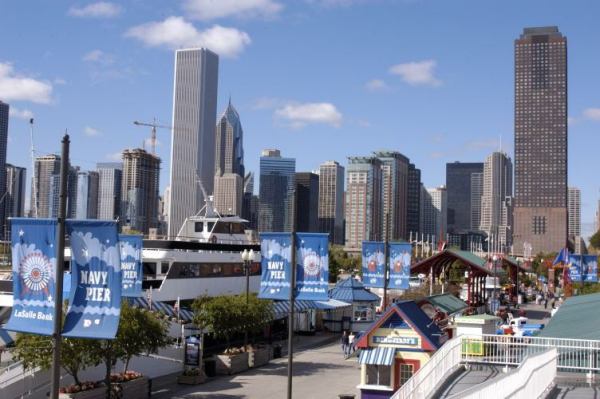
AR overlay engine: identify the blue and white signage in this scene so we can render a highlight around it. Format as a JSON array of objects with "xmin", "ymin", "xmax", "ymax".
[
  {"xmin": 362, "ymin": 241, "xmax": 385, "ymax": 288},
  {"xmin": 582, "ymin": 255, "xmax": 598, "ymax": 283},
  {"xmin": 295, "ymin": 233, "xmax": 329, "ymax": 301},
  {"xmin": 119, "ymin": 234, "xmax": 143, "ymax": 297},
  {"xmin": 259, "ymin": 233, "xmax": 292, "ymax": 300},
  {"xmin": 388, "ymin": 243, "xmax": 411, "ymax": 290},
  {"xmin": 63, "ymin": 221, "xmax": 121, "ymax": 339},
  {"xmin": 5, "ymin": 219, "xmax": 58, "ymax": 336}
]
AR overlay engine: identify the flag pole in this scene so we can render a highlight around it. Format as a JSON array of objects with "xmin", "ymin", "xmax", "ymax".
[
  {"xmin": 287, "ymin": 189, "xmax": 297, "ymax": 399},
  {"xmin": 50, "ymin": 134, "xmax": 70, "ymax": 399}
]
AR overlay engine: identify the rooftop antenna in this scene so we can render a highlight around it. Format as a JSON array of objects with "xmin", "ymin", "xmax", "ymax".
[
  {"xmin": 29, "ymin": 118, "xmax": 37, "ymax": 218},
  {"xmin": 499, "ymin": 134, "xmax": 502, "ymax": 153}
]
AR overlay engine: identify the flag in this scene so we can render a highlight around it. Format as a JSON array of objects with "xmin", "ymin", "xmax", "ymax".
[
  {"xmin": 118, "ymin": 234, "xmax": 143, "ymax": 297},
  {"xmin": 553, "ymin": 247, "xmax": 569, "ymax": 265},
  {"xmin": 362, "ymin": 241, "xmax": 385, "ymax": 288},
  {"xmin": 388, "ymin": 242, "xmax": 411, "ymax": 290},
  {"xmin": 295, "ymin": 233, "xmax": 329, "ymax": 301},
  {"xmin": 258, "ymin": 233, "xmax": 292, "ymax": 300}
]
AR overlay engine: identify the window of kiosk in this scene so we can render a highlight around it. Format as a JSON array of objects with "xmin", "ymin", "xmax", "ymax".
[
  {"xmin": 354, "ymin": 306, "xmax": 372, "ymax": 321},
  {"xmin": 399, "ymin": 364, "xmax": 414, "ymax": 386},
  {"xmin": 366, "ymin": 365, "xmax": 391, "ymax": 387}
]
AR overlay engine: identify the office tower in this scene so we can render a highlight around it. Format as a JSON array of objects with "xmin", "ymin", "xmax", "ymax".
[
  {"xmin": 258, "ymin": 149, "xmax": 296, "ymax": 232},
  {"xmin": 75, "ymin": 171, "xmax": 99, "ymax": 219},
  {"xmin": 422, "ymin": 186, "xmax": 447, "ymax": 240},
  {"xmin": 295, "ymin": 172, "xmax": 319, "ymax": 232},
  {"xmin": 470, "ymin": 173, "xmax": 483, "ymax": 231},
  {"xmin": 5, "ymin": 164, "xmax": 26, "ymax": 236},
  {"xmin": 214, "ymin": 173, "xmax": 242, "ymax": 216},
  {"xmin": 514, "ymin": 27, "xmax": 568, "ymax": 255},
  {"xmin": 168, "ymin": 48, "xmax": 219, "ymax": 237},
  {"xmin": 480, "ymin": 152, "xmax": 513, "ymax": 245},
  {"xmin": 242, "ymin": 172, "xmax": 258, "ymax": 229},
  {"xmin": 97, "ymin": 163, "xmax": 122, "ymax": 220},
  {"xmin": 446, "ymin": 162, "xmax": 483, "ymax": 233},
  {"xmin": 407, "ymin": 164, "xmax": 421, "ymax": 237},
  {"xmin": 47, "ymin": 166, "xmax": 79, "ymax": 218},
  {"xmin": 568, "ymin": 187, "xmax": 580, "ymax": 239},
  {"xmin": 374, "ymin": 151, "xmax": 409, "ymax": 241},
  {"xmin": 318, "ymin": 161, "xmax": 345, "ymax": 244},
  {"xmin": 0, "ymin": 102, "xmax": 7, "ymax": 235},
  {"xmin": 31, "ymin": 155, "xmax": 61, "ymax": 218},
  {"xmin": 344, "ymin": 157, "xmax": 382, "ymax": 251},
  {"xmin": 122, "ymin": 148, "xmax": 161, "ymax": 234}
]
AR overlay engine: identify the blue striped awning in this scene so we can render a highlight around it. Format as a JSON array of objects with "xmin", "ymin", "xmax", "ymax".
[
  {"xmin": 128, "ymin": 297, "xmax": 193, "ymax": 323},
  {"xmin": 358, "ymin": 347, "xmax": 396, "ymax": 366}
]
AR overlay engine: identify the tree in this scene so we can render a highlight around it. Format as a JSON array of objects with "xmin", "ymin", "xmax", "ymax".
[
  {"xmin": 329, "ymin": 245, "xmax": 361, "ymax": 282},
  {"xmin": 590, "ymin": 230, "xmax": 600, "ymax": 251}
]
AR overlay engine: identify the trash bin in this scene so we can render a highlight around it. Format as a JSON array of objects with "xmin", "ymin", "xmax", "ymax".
[
  {"xmin": 273, "ymin": 344, "xmax": 282, "ymax": 359},
  {"xmin": 204, "ymin": 359, "xmax": 216, "ymax": 377},
  {"xmin": 338, "ymin": 395, "xmax": 355, "ymax": 399}
]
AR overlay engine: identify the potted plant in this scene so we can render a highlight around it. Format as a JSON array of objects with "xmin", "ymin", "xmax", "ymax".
[
  {"xmin": 247, "ymin": 344, "xmax": 270, "ymax": 368},
  {"xmin": 177, "ymin": 367, "xmax": 206, "ymax": 385}
]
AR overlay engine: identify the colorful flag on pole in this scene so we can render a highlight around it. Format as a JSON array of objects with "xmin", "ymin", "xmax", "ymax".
[
  {"xmin": 553, "ymin": 247, "xmax": 569, "ymax": 265},
  {"xmin": 258, "ymin": 233, "xmax": 292, "ymax": 300},
  {"xmin": 388, "ymin": 242, "xmax": 411, "ymax": 290},
  {"xmin": 295, "ymin": 233, "xmax": 329, "ymax": 301},
  {"xmin": 118, "ymin": 234, "xmax": 143, "ymax": 297},
  {"xmin": 362, "ymin": 241, "xmax": 385, "ymax": 288},
  {"xmin": 62, "ymin": 220, "xmax": 121, "ymax": 339},
  {"xmin": 4, "ymin": 219, "xmax": 57, "ymax": 336}
]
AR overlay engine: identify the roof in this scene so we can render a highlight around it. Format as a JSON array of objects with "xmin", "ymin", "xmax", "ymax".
[
  {"xmin": 128, "ymin": 297, "xmax": 194, "ymax": 322},
  {"xmin": 455, "ymin": 314, "xmax": 500, "ymax": 324},
  {"xmin": 356, "ymin": 301, "xmax": 445, "ymax": 351},
  {"xmin": 329, "ymin": 277, "xmax": 381, "ymax": 303},
  {"xmin": 411, "ymin": 248, "xmax": 493, "ymax": 276},
  {"xmin": 271, "ymin": 299, "xmax": 351, "ymax": 319},
  {"xmin": 426, "ymin": 293, "xmax": 468, "ymax": 315},
  {"xmin": 539, "ymin": 293, "xmax": 600, "ymax": 340}
]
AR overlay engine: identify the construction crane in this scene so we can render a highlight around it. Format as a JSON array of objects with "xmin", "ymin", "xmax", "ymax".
[{"xmin": 133, "ymin": 118, "xmax": 172, "ymax": 155}]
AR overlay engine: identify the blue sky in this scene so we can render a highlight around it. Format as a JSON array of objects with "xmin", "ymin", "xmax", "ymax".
[{"xmin": 1, "ymin": 0, "xmax": 599, "ymax": 237}]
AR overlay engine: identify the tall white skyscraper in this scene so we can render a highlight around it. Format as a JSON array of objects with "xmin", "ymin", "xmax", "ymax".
[
  {"xmin": 470, "ymin": 172, "xmax": 483, "ymax": 231},
  {"xmin": 422, "ymin": 186, "xmax": 447, "ymax": 240},
  {"xmin": 97, "ymin": 163, "xmax": 122, "ymax": 220},
  {"xmin": 168, "ymin": 48, "xmax": 219, "ymax": 237},
  {"xmin": 480, "ymin": 152, "xmax": 513, "ymax": 243},
  {"xmin": 568, "ymin": 187, "xmax": 581, "ymax": 238}
]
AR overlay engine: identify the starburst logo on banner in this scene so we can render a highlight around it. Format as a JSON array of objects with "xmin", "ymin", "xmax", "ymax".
[{"xmin": 20, "ymin": 252, "xmax": 52, "ymax": 297}]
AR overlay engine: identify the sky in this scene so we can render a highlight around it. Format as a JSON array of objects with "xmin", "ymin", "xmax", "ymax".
[{"xmin": 1, "ymin": 0, "xmax": 599, "ymax": 238}]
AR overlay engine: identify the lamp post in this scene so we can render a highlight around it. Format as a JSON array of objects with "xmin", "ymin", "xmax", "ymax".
[
  {"xmin": 241, "ymin": 248, "xmax": 254, "ymax": 348},
  {"xmin": 492, "ymin": 254, "xmax": 498, "ymax": 313}
]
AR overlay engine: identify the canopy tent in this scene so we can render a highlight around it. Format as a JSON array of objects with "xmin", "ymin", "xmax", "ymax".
[
  {"xmin": 128, "ymin": 297, "xmax": 194, "ymax": 323},
  {"xmin": 271, "ymin": 298, "xmax": 351, "ymax": 320}
]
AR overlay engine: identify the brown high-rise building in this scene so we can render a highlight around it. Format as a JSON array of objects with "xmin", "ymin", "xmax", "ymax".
[{"xmin": 514, "ymin": 27, "xmax": 567, "ymax": 255}]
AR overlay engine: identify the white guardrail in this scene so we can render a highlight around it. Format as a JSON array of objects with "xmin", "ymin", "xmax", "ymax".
[{"xmin": 449, "ymin": 348, "xmax": 557, "ymax": 399}]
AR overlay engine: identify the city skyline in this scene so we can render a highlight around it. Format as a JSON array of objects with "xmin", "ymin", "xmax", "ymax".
[{"xmin": 2, "ymin": 2, "xmax": 600, "ymax": 240}]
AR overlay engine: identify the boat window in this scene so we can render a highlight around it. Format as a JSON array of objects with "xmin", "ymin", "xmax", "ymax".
[
  {"xmin": 143, "ymin": 262, "xmax": 157, "ymax": 276},
  {"xmin": 194, "ymin": 222, "xmax": 204, "ymax": 233},
  {"xmin": 207, "ymin": 222, "xmax": 215, "ymax": 231},
  {"xmin": 160, "ymin": 262, "xmax": 170, "ymax": 274},
  {"xmin": 168, "ymin": 262, "xmax": 261, "ymax": 279}
]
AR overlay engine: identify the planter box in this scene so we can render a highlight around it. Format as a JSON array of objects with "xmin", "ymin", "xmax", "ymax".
[
  {"xmin": 113, "ymin": 376, "xmax": 148, "ymax": 398},
  {"xmin": 248, "ymin": 347, "xmax": 270, "ymax": 368},
  {"xmin": 216, "ymin": 352, "xmax": 249, "ymax": 375},
  {"xmin": 59, "ymin": 386, "xmax": 107, "ymax": 399},
  {"xmin": 177, "ymin": 374, "xmax": 206, "ymax": 385}
]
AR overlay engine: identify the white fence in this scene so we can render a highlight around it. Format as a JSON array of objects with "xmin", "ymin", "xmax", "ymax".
[{"xmin": 449, "ymin": 348, "xmax": 557, "ymax": 399}]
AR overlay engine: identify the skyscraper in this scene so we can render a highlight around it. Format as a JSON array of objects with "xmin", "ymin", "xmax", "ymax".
[
  {"xmin": 514, "ymin": 27, "xmax": 568, "ymax": 254},
  {"xmin": 568, "ymin": 187, "xmax": 580, "ymax": 239},
  {"xmin": 242, "ymin": 172, "xmax": 258, "ymax": 229},
  {"xmin": 295, "ymin": 172, "xmax": 319, "ymax": 232},
  {"xmin": 446, "ymin": 162, "xmax": 483, "ymax": 234},
  {"xmin": 470, "ymin": 172, "xmax": 483, "ymax": 231},
  {"xmin": 75, "ymin": 171, "xmax": 99, "ymax": 219},
  {"xmin": 480, "ymin": 152, "xmax": 513, "ymax": 245},
  {"xmin": 168, "ymin": 48, "xmax": 219, "ymax": 237},
  {"xmin": 5, "ymin": 164, "xmax": 26, "ymax": 224},
  {"xmin": 374, "ymin": 151, "xmax": 409, "ymax": 241},
  {"xmin": 122, "ymin": 148, "xmax": 161, "ymax": 234},
  {"xmin": 424, "ymin": 186, "xmax": 447, "ymax": 240},
  {"xmin": 31, "ymin": 155, "xmax": 61, "ymax": 218},
  {"xmin": 345, "ymin": 157, "xmax": 382, "ymax": 251},
  {"xmin": 258, "ymin": 149, "xmax": 296, "ymax": 232},
  {"xmin": 48, "ymin": 166, "xmax": 79, "ymax": 218},
  {"xmin": 318, "ymin": 160, "xmax": 345, "ymax": 244},
  {"xmin": 97, "ymin": 163, "xmax": 122, "ymax": 220},
  {"xmin": 0, "ymin": 102, "xmax": 7, "ymax": 234},
  {"xmin": 214, "ymin": 100, "xmax": 244, "ymax": 216},
  {"xmin": 407, "ymin": 163, "xmax": 422, "ymax": 237}
]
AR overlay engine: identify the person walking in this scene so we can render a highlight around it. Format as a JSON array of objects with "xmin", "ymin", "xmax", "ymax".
[
  {"xmin": 341, "ymin": 330, "xmax": 349, "ymax": 357},
  {"xmin": 543, "ymin": 293, "xmax": 548, "ymax": 309}
]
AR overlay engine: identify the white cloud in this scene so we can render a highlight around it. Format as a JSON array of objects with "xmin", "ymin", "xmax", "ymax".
[
  {"xmin": 0, "ymin": 62, "xmax": 53, "ymax": 104},
  {"xmin": 82, "ymin": 50, "xmax": 115, "ymax": 65},
  {"xmin": 583, "ymin": 108, "xmax": 600, "ymax": 121},
  {"xmin": 365, "ymin": 79, "xmax": 389, "ymax": 92},
  {"xmin": 125, "ymin": 17, "xmax": 251, "ymax": 58},
  {"xmin": 68, "ymin": 2, "xmax": 122, "ymax": 18},
  {"xmin": 389, "ymin": 59, "xmax": 441, "ymax": 87},
  {"xmin": 275, "ymin": 102, "xmax": 342, "ymax": 128},
  {"xmin": 252, "ymin": 97, "xmax": 287, "ymax": 110},
  {"xmin": 183, "ymin": 0, "xmax": 283, "ymax": 20},
  {"xmin": 9, "ymin": 107, "xmax": 34, "ymax": 120},
  {"xmin": 84, "ymin": 126, "xmax": 101, "ymax": 137}
]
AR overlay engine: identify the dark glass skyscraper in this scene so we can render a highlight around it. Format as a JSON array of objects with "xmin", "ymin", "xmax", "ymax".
[
  {"xmin": 446, "ymin": 162, "xmax": 483, "ymax": 234},
  {"xmin": 514, "ymin": 26, "xmax": 567, "ymax": 255},
  {"xmin": 407, "ymin": 163, "xmax": 421, "ymax": 236},
  {"xmin": 295, "ymin": 172, "xmax": 319, "ymax": 232},
  {"xmin": 0, "ymin": 102, "xmax": 8, "ymax": 234},
  {"xmin": 258, "ymin": 149, "xmax": 296, "ymax": 232}
]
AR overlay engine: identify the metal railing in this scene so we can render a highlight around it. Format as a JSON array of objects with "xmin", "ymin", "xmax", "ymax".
[
  {"xmin": 450, "ymin": 348, "xmax": 557, "ymax": 399},
  {"xmin": 391, "ymin": 336, "xmax": 463, "ymax": 399}
]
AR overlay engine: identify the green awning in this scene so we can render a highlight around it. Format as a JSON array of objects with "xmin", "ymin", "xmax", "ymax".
[
  {"xmin": 427, "ymin": 293, "xmax": 468, "ymax": 315},
  {"xmin": 539, "ymin": 293, "xmax": 600, "ymax": 340}
]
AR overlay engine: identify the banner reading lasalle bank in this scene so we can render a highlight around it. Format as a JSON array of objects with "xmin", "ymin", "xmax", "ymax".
[
  {"xmin": 119, "ymin": 234, "xmax": 143, "ymax": 297},
  {"xmin": 4, "ymin": 219, "xmax": 58, "ymax": 336},
  {"xmin": 259, "ymin": 233, "xmax": 292, "ymax": 300},
  {"xmin": 63, "ymin": 221, "xmax": 121, "ymax": 339},
  {"xmin": 362, "ymin": 241, "xmax": 385, "ymax": 288},
  {"xmin": 295, "ymin": 233, "xmax": 329, "ymax": 301}
]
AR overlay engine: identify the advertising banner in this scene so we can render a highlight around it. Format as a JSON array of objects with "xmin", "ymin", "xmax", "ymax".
[
  {"xmin": 63, "ymin": 221, "xmax": 121, "ymax": 339},
  {"xmin": 388, "ymin": 242, "xmax": 411, "ymax": 290},
  {"xmin": 119, "ymin": 235, "xmax": 143, "ymax": 297},
  {"xmin": 582, "ymin": 255, "xmax": 598, "ymax": 283},
  {"xmin": 259, "ymin": 233, "xmax": 292, "ymax": 300},
  {"xmin": 4, "ymin": 219, "xmax": 58, "ymax": 335},
  {"xmin": 362, "ymin": 241, "xmax": 385, "ymax": 288},
  {"xmin": 568, "ymin": 255, "xmax": 582, "ymax": 282},
  {"xmin": 184, "ymin": 336, "xmax": 202, "ymax": 367},
  {"xmin": 295, "ymin": 233, "xmax": 329, "ymax": 301}
]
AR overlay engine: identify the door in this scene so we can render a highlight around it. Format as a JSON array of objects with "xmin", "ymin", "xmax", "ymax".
[{"xmin": 394, "ymin": 359, "xmax": 420, "ymax": 390}]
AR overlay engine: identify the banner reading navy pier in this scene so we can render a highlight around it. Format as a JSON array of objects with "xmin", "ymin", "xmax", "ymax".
[
  {"xmin": 119, "ymin": 234, "xmax": 143, "ymax": 297},
  {"xmin": 259, "ymin": 232, "xmax": 292, "ymax": 300}
]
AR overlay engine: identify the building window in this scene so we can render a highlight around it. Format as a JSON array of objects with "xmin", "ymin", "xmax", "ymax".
[
  {"xmin": 366, "ymin": 365, "xmax": 391, "ymax": 386},
  {"xmin": 532, "ymin": 216, "xmax": 546, "ymax": 235},
  {"xmin": 399, "ymin": 364, "xmax": 414, "ymax": 386}
]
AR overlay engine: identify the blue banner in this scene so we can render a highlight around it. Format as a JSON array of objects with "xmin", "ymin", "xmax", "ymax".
[
  {"xmin": 582, "ymin": 255, "xmax": 598, "ymax": 283},
  {"xmin": 63, "ymin": 220, "xmax": 121, "ymax": 339},
  {"xmin": 362, "ymin": 241, "xmax": 385, "ymax": 288},
  {"xmin": 295, "ymin": 233, "xmax": 329, "ymax": 301},
  {"xmin": 119, "ymin": 235, "xmax": 143, "ymax": 297},
  {"xmin": 259, "ymin": 233, "xmax": 292, "ymax": 300},
  {"xmin": 5, "ymin": 219, "xmax": 57, "ymax": 336},
  {"xmin": 388, "ymin": 243, "xmax": 411, "ymax": 290}
]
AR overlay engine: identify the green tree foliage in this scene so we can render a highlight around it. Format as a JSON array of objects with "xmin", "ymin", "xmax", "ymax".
[
  {"xmin": 329, "ymin": 244, "xmax": 361, "ymax": 281},
  {"xmin": 590, "ymin": 230, "xmax": 600, "ymax": 251}
]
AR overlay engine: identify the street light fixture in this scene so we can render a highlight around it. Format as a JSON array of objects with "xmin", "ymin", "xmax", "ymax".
[
  {"xmin": 492, "ymin": 254, "xmax": 498, "ymax": 313},
  {"xmin": 241, "ymin": 248, "xmax": 254, "ymax": 347}
]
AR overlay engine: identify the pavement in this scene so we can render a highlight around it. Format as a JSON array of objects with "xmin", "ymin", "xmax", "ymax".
[{"xmin": 154, "ymin": 339, "xmax": 361, "ymax": 399}]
